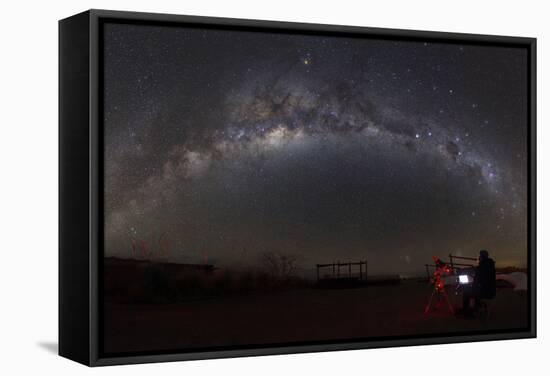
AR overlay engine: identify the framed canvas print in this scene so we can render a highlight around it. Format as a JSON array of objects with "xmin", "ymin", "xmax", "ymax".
[{"xmin": 59, "ymin": 9, "xmax": 536, "ymax": 366}]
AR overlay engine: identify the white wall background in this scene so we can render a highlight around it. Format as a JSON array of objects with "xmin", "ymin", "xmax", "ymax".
[{"xmin": 0, "ymin": 0, "xmax": 546, "ymax": 374}]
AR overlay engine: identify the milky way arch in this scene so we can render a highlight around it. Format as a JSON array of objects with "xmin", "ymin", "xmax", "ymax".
[{"xmin": 103, "ymin": 23, "xmax": 528, "ymax": 274}]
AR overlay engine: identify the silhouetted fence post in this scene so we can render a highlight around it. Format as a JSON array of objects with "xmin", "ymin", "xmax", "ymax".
[
  {"xmin": 425, "ymin": 264, "xmax": 431, "ymax": 281},
  {"xmin": 316, "ymin": 264, "xmax": 320, "ymax": 281}
]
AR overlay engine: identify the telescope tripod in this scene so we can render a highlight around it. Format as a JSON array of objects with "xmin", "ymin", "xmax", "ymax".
[{"xmin": 424, "ymin": 285, "xmax": 455, "ymax": 315}]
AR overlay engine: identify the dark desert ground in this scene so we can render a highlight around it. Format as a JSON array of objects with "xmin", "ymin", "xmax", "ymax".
[{"xmin": 103, "ymin": 258, "xmax": 528, "ymax": 354}]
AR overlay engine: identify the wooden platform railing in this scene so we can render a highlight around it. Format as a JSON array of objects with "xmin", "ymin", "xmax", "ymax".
[
  {"xmin": 316, "ymin": 260, "xmax": 368, "ymax": 282},
  {"xmin": 424, "ymin": 254, "xmax": 478, "ymax": 280}
]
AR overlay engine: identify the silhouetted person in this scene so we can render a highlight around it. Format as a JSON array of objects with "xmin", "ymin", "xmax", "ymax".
[{"xmin": 461, "ymin": 250, "xmax": 496, "ymax": 317}]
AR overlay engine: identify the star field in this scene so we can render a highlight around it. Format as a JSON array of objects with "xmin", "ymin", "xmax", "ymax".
[{"xmin": 103, "ymin": 23, "xmax": 528, "ymax": 275}]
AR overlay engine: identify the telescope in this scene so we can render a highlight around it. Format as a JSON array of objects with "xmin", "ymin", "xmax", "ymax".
[{"xmin": 424, "ymin": 256, "xmax": 454, "ymax": 315}]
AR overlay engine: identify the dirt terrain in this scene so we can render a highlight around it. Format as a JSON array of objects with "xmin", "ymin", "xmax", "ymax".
[{"xmin": 103, "ymin": 281, "xmax": 528, "ymax": 354}]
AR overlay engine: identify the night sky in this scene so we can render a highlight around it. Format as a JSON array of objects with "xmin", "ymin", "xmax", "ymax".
[{"xmin": 103, "ymin": 22, "xmax": 528, "ymax": 276}]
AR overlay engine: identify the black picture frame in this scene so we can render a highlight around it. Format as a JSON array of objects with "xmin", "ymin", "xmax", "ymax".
[{"xmin": 59, "ymin": 9, "xmax": 537, "ymax": 366}]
